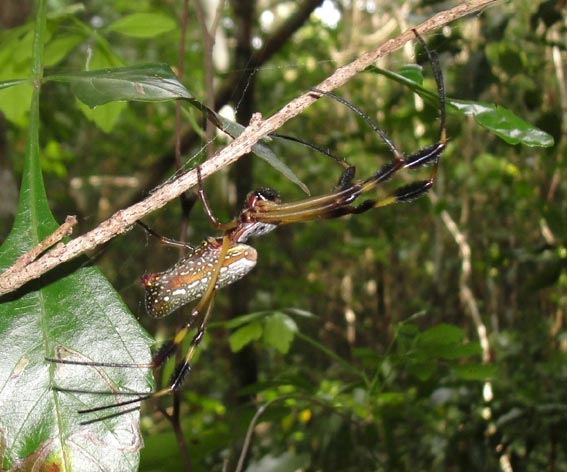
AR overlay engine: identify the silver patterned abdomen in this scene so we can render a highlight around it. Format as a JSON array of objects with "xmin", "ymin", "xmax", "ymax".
[{"xmin": 142, "ymin": 238, "xmax": 257, "ymax": 318}]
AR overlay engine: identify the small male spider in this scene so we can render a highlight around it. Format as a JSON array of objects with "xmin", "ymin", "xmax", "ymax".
[{"xmin": 48, "ymin": 31, "xmax": 446, "ymax": 418}]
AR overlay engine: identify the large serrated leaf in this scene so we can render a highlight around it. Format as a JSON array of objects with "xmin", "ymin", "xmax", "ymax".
[
  {"xmin": 0, "ymin": 262, "xmax": 154, "ymax": 472},
  {"xmin": 0, "ymin": 6, "xmax": 153, "ymax": 470}
]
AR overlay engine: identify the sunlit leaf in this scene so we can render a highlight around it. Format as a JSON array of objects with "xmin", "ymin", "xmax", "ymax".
[
  {"xmin": 0, "ymin": 83, "xmax": 33, "ymax": 126},
  {"xmin": 452, "ymin": 100, "xmax": 555, "ymax": 147},
  {"xmin": 44, "ymin": 33, "xmax": 83, "ymax": 66},
  {"xmin": 107, "ymin": 13, "xmax": 177, "ymax": 38},
  {"xmin": 228, "ymin": 321, "xmax": 263, "ymax": 352},
  {"xmin": 398, "ymin": 64, "xmax": 423, "ymax": 85},
  {"xmin": 0, "ymin": 25, "xmax": 34, "ymax": 69},
  {"xmin": 75, "ymin": 98, "xmax": 127, "ymax": 133},
  {"xmin": 263, "ymin": 312, "xmax": 298, "ymax": 354}
]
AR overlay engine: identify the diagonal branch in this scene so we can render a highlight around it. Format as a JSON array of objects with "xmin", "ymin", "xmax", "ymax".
[{"xmin": 0, "ymin": 0, "xmax": 500, "ymax": 296}]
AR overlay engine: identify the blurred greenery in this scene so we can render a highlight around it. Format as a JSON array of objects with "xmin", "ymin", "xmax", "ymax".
[{"xmin": 0, "ymin": 0, "xmax": 565, "ymax": 471}]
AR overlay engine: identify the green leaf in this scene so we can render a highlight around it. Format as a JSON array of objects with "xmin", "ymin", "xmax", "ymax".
[
  {"xmin": 0, "ymin": 25, "xmax": 35, "ymax": 70},
  {"xmin": 398, "ymin": 64, "xmax": 423, "ymax": 85},
  {"xmin": 107, "ymin": 13, "xmax": 177, "ymax": 38},
  {"xmin": 52, "ymin": 39, "xmax": 126, "ymax": 131},
  {"xmin": 415, "ymin": 324, "xmax": 478, "ymax": 360},
  {"xmin": 377, "ymin": 391, "xmax": 412, "ymax": 407},
  {"xmin": 228, "ymin": 321, "xmax": 263, "ymax": 352},
  {"xmin": 416, "ymin": 323, "xmax": 465, "ymax": 346},
  {"xmin": 44, "ymin": 33, "xmax": 83, "ymax": 67},
  {"xmin": 366, "ymin": 65, "xmax": 438, "ymax": 106},
  {"xmin": 368, "ymin": 66, "xmax": 554, "ymax": 148},
  {"xmin": 0, "ymin": 83, "xmax": 33, "ymax": 126},
  {"xmin": 47, "ymin": 63, "xmax": 193, "ymax": 107},
  {"xmin": 407, "ymin": 359, "xmax": 436, "ymax": 381},
  {"xmin": 453, "ymin": 364, "xmax": 498, "ymax": 381},
  {"xmin": 221, "ymin": 310, "xmax": 272, "ymax": 330},
  {"xmin": 0, "ymin": 265, "xmax": 154, "ymax": 471},
  {"xmin": 444, "ymin": 342, "xmax": 482, "ymax": 359},
  {"xmin": 75, "ymin": 98, "xmax": 127, "ymax": 133},
  {"xmin": 263, "ymin": 312, "xmax": 298, "ymax": 354},
  {"xmin": 451, "ymin": 100, "xmax": 554, "ymax": 147},
  {"xmin": 0, "ymin": 5, "xmax": 153, "ymax": 470},
  {"xmin": 249, "ymin": 137, "xmax": 311, "ymax": 195},
  {"xmin": 226, "ymin": 311, "xmax": 299, "ymax": 354}
]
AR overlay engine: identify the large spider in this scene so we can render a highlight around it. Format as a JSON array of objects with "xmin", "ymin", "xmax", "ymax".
[{"xmin": 49, "ymin": 31, "xmax": 446, "ymax": 418}]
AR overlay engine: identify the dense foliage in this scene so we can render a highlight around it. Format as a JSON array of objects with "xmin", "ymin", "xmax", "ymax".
[{"xmin": 0, "ymin": 0, "xmax": 564, "ymax": 471}]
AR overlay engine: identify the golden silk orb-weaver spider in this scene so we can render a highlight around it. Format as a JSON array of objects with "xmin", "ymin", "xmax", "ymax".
[{"xmin": 48, "ymin": 30, "xmax": 446, "ymax": 420}]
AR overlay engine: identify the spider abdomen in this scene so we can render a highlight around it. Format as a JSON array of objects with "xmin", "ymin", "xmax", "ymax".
[{"xmin": 142, "ymin": 239, "xmax": 257, "ymax": 318}]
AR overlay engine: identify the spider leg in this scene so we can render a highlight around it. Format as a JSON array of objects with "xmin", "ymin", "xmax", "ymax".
[
  {"xmin": 269, "ymin": 133, "xmax": 356, "ymax": 189},
  {"xmin": 137, "ymin": 220, "xmax": 194, "ymax": 250},
  {"xmin": 71, "ymin": 235, "xmax": 233, "ymax": 418},
  {"xmin": 353, "ymin": 32, "xmax": 447, "ymax": 211},
  {"xmin": 138, "ymin": 163, "xmax": 241, "ymax": 255},
  {"xmin": 311, "ymin": 31, "xmax": 446, "ymax": 215},
  {"xmin": 196, "ymin": 165, "xmax": 240, "ymax": 233},
  {"xmin": 310, "ymin": 87, "xmax": 406, "ymax": 164},
  {"xmin": 235, "ymin": 34, "xmax": 446, "ymax": 226},
  {"xmin": 71, "ymin": 302, "xmax": 211, "ymax": 415}
]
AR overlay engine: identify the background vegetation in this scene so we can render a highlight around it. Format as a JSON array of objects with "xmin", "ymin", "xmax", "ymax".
[{"xmin": 0, "ymin": 0, "xmax": 565, "ymax": 471}]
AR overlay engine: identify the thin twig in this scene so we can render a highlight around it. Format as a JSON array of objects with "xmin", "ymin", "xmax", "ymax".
[
  {"xmin": 234, "ymin": 393, "xmax": 362, "ymax": 472},
  {"xmin": 0, "ymin": 0, "xmax": 500, "ymax": 296},
  {"xmin": 1, "ymin": 215, "xmax": 77, "ymax": 279},
  {"xmin": 194, "ymin": 0, "xmax": 222, "ymax": 159},
  {"xmin": 234, "ymin": 396, "xmax": 283, "ymax": 472}
]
